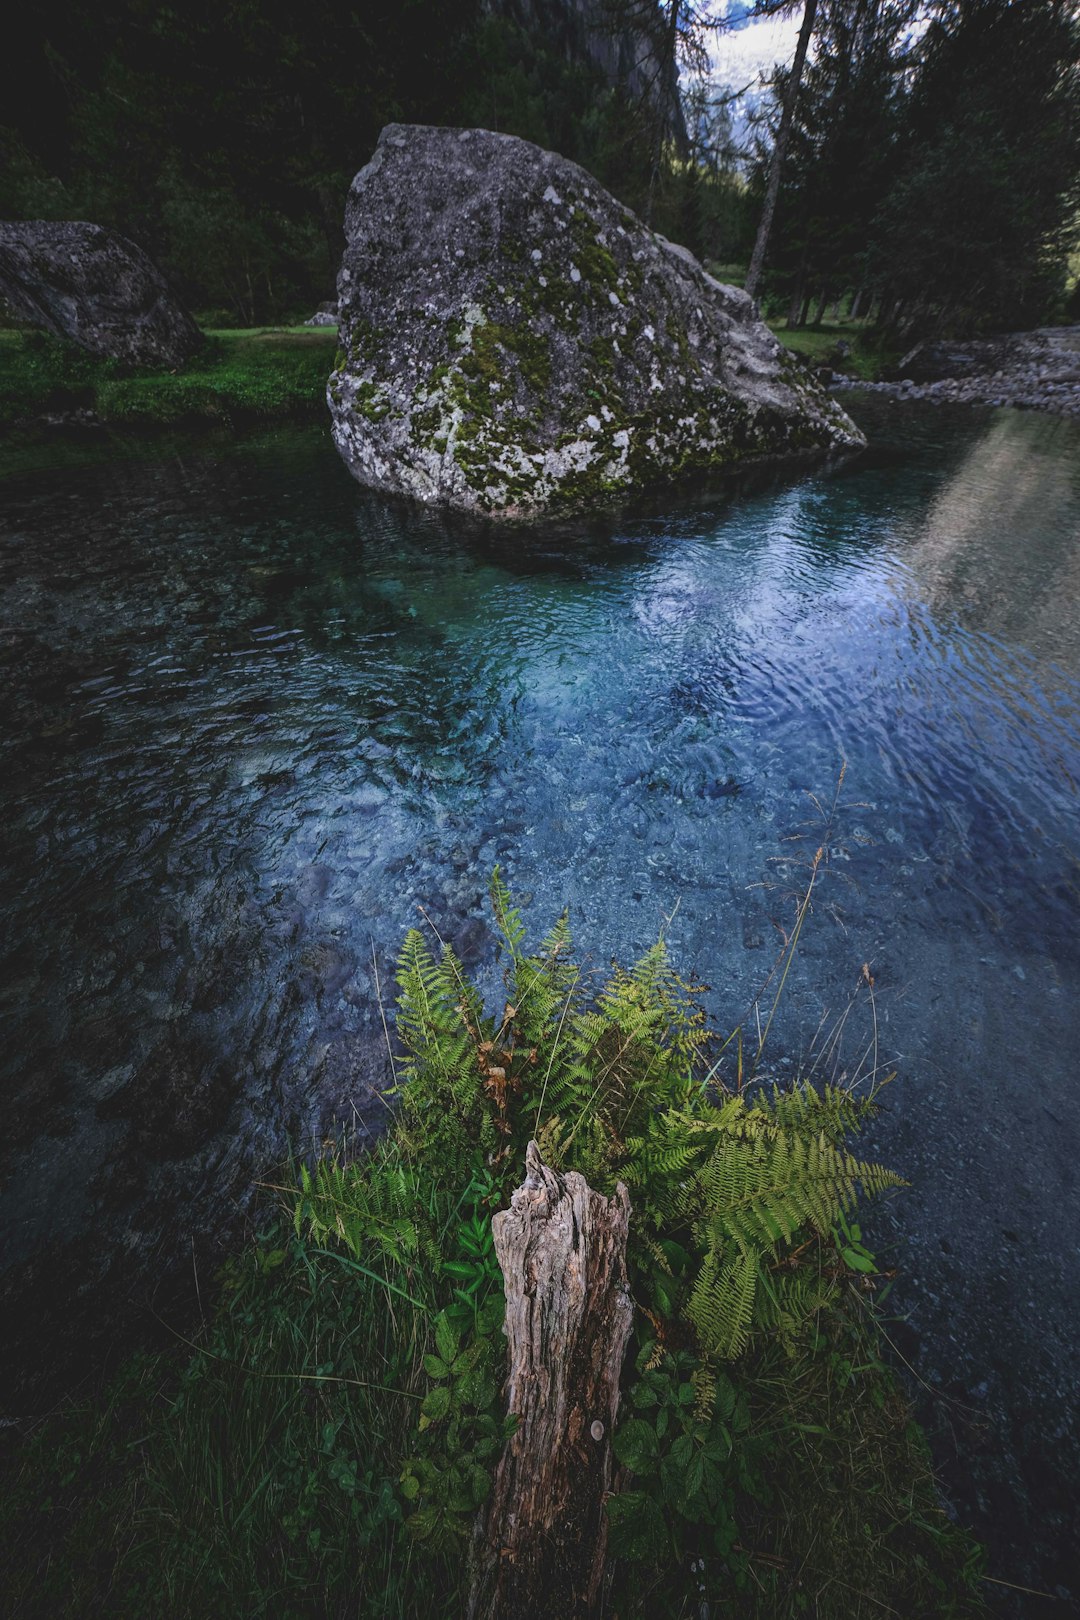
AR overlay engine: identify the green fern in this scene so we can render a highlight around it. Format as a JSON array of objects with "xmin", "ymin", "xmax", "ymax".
[
  {"xmin": 362, "ymin": 884, "xmax": 906, "ymax": 1373},
  {"xmin": 489, "ymin": 866, "xmax": 526, "ymax": 959},
  {"xmin": 270, "ymin": 876, "xmax": 971, "ymax": 1617},
  {"xmin": 393, "ymin": 883, "xmax": 905, "ymax": 1367},
  {"xmin": 652, "ymin": 1096, "xmax": 904, "ymax": 1360}
]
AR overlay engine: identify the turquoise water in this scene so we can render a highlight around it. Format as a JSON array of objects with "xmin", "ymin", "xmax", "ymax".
[{"xmin": 2, "ymin": 400, "xmax": 1079, "ymax": 1587}]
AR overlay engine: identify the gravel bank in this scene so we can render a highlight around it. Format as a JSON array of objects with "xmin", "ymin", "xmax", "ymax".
[{"xmin": 841, "ymin": 325, "xmax": 1080, "ymax": 415}]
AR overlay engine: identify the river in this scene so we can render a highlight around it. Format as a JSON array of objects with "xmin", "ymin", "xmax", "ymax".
[{"xmin": 1, "ymin": 396, "xmax": 1078, "ymax": 1609}]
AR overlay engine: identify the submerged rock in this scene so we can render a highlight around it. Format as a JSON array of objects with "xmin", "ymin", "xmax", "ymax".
[
  {"xmin": 0, "ymin": 220, "xmax": 202, "ymax": 367},
  {"xmin": 329, "ymin": 125, "xmax": 864, "ymax": 518}
]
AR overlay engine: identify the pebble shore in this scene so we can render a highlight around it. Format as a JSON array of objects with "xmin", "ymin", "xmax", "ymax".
[{"xmin": 838, "ymin": 324, "xmax": 1080, "ymax": 415}]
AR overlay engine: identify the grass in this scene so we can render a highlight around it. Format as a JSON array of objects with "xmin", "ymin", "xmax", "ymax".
[
  {"xmin": 0, "ymin": 878, "xmax": 988, "ymax": 1620},
  {"xmin": 702, "ymin": 262, "xmax": 898, "ymax": 381},
  {"xmin": 765, "ymin": 319, "xmax": 901, "ymax": 382},
  {"xmin": 0, "ymin": 1224, "xmax": 983, "ymax": 1619},
  {"xmin": 0, "ymin": 293, "xmax": 892, "ymax": 457},
  {"xmin": 0, "ymin": 325, "xmax": 337, "ymax": 430},
  {"xmin": 0, "ymin": 1235, "xmax": 440, "ymax": 1619}
]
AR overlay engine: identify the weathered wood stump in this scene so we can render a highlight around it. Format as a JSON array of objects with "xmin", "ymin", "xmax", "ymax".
[{"xmin": 467, "ymin": 1140, "xmax": 634, "ymax": 1619}]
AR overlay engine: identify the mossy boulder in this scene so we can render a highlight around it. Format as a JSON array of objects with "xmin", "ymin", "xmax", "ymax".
[{"xmin": 329, "ymin": 125, "xmax": 865, "ymax": 518}]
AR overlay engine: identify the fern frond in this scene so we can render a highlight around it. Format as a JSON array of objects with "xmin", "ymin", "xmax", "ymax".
[
  {"xmin": 539, "ymin": 908, "xmax": 573, "ymax": 963},
  {"xmin": 688, "ymin": 1244, "xmax": 759, "ymax": 1360},
  {"xmin": 489, "ymin": 865, "xmax": 526, "ymax": 959},
  {"xmin": 755, "ymin": 1255, "xmax": 839, "ymax": 1356},
  {"xmin": 691, "ymin": 1364, "xmax": 717, "ymax": 1422},
  {"xmin": 534, "ymin": 1113, "xmax": 568, "ymax": 1167},
  {"xmin": 766, "ymin": 1080, "xmax": 877, "ymax": 1145},
  {"xmin": 293, "ymin": 1148, "xmax": 425, "ymax": 1267},
  {"xmin": 672, "ymin": 1112, "xmax": 904, "ymax": 1360}
]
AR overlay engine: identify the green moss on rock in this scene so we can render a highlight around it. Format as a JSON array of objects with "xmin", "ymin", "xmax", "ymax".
[{"xmin": 328, "ymin": 125, "xmax": 865, "ymax": 519}]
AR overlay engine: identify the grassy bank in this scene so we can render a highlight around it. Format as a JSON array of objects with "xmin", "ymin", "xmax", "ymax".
[
  {"xmin": 0, "ymin": 309, "xmax": 891, "ymax": 452},
  {"xmin": 0, "ymin": 326, "xmax": 337, "ymax": 429},
  {"xmin": 771, "ymin": 320, "xmax": 901, "ymax": 382},
  {"xmin": 0, "ymin": 879, "xmax": 986, "ymax": 1619}
]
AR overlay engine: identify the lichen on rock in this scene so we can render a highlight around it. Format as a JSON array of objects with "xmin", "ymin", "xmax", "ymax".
[
  {"xmin": 0, "ymin": 221, "xmax": 203, "ymax": 368},
  {"xmin": 328, "ymin": 125, "xmax": 865, "ymax": 519}
]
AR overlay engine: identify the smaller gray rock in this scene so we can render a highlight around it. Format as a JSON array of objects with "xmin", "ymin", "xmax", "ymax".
[{"xmin": 0, "ymin": 220, "xmax": 202, "ymax": 367}]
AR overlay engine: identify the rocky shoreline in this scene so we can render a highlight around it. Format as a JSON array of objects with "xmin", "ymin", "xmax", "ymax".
[{"xmin": 839, "ymin": 324, "xmax": 1080, "ymax": 416}]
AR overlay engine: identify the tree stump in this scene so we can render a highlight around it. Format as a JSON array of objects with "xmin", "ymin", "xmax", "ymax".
[{"xmin": 467, "ymin": 1140, "xmax": 634, "ymax": 1619}]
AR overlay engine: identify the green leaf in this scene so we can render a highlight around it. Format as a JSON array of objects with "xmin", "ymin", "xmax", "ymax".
[
  {"xmin": 659, "ymin": 1237, "xmax": 691, "ymax": 1274},
  {"xmin": 406, "ymin": 1505, "xmax": 444, "ymax": 1542},
  {"xmin": 421, "ymin": 1385, "xmax": 452, "ymax": 1422},
  {"xmin": 714, "ymin": 1375, "xmax": 736, "ymax": 1420},
  {"xmin": 457, "ymin": 1369, "xmax": 494, "ymax": 1409},
  {"xmin": 842, "ymin": 1246, "xmax": 877, "ymax": 1274},
  {"xmin": 605, "ymin": 1491, "xmax": 668, "ymax": 1562},
  {"xmin": 469, "ymin": 1464, "xmax": 491, "ymax": 1507},
  {"xmin": 612, "ymin": 1419, "xmax": 659, "ymax": 1475},
  {"xmin": 423, "ymin": 1355, "xmax": 450, "ymax": 1379},
  {"xmin": 476, "ymin": 1295, "xmax": 504, "ymax": 1335},
  {"xmin": 452, "ymin": 1342, "xmax": 484, "ymax": 1375},
  {"xmin": 685, "ymin": 1449, "xmax": 707, "ymax": 1500},
  {"xmin": 435, "ymin": 1311, "xmax": 460, "ymax": 1366},
  {"xmin": 669, "ymin": 1432, "xmax": 695, "ymax": 1473}
]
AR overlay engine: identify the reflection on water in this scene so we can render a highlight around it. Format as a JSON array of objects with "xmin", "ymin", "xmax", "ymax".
[
  {"xmin": 2, "ymin": 405, "xmax": 1080, "ymax": 1576},
  {"xmin": 905, "ymin": 409, "xmax": 1080, "ymax": 663}
]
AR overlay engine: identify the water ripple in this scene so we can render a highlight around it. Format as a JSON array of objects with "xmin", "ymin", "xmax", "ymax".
[{"xmin": 2, "ymin": 408, "xmax": 1080, "ymax": 1395}]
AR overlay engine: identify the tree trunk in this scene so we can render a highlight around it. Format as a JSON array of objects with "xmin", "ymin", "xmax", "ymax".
[
  {"xmin": 467, "ymin": 1142, "xmax": 634, "ymax": 1620},
  {"xmin": 744, "ymin": 0, "xmax": 819, "ymax": 304},
  {"xmin": 645, "ymin": 0, "xmax": 682, "ymax": 227}
]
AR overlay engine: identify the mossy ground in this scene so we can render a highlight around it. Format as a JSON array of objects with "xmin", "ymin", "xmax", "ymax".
[{"xmin": 0, "ymin": 325, "xmax": 338, "ymax": 430}]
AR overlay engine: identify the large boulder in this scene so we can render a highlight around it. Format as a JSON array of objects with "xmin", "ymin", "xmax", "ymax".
[
  {"xmin": 329, "ymin": 126, "xmax": 864, "ymax": 518},
  {"xmin": 0, "ymin": 220, "xmax": 202, "ymax": 367}
]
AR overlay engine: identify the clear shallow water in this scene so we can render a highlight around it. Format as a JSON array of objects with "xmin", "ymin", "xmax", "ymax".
[{"xmin": 2, "ymin": 401, "xmax": 1080, "ymax": 1591}]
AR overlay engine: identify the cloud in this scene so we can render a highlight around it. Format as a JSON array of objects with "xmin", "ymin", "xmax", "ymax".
[{"xmin": 708, "ymin": 10, "xmax": 804, "ymax": 91}]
